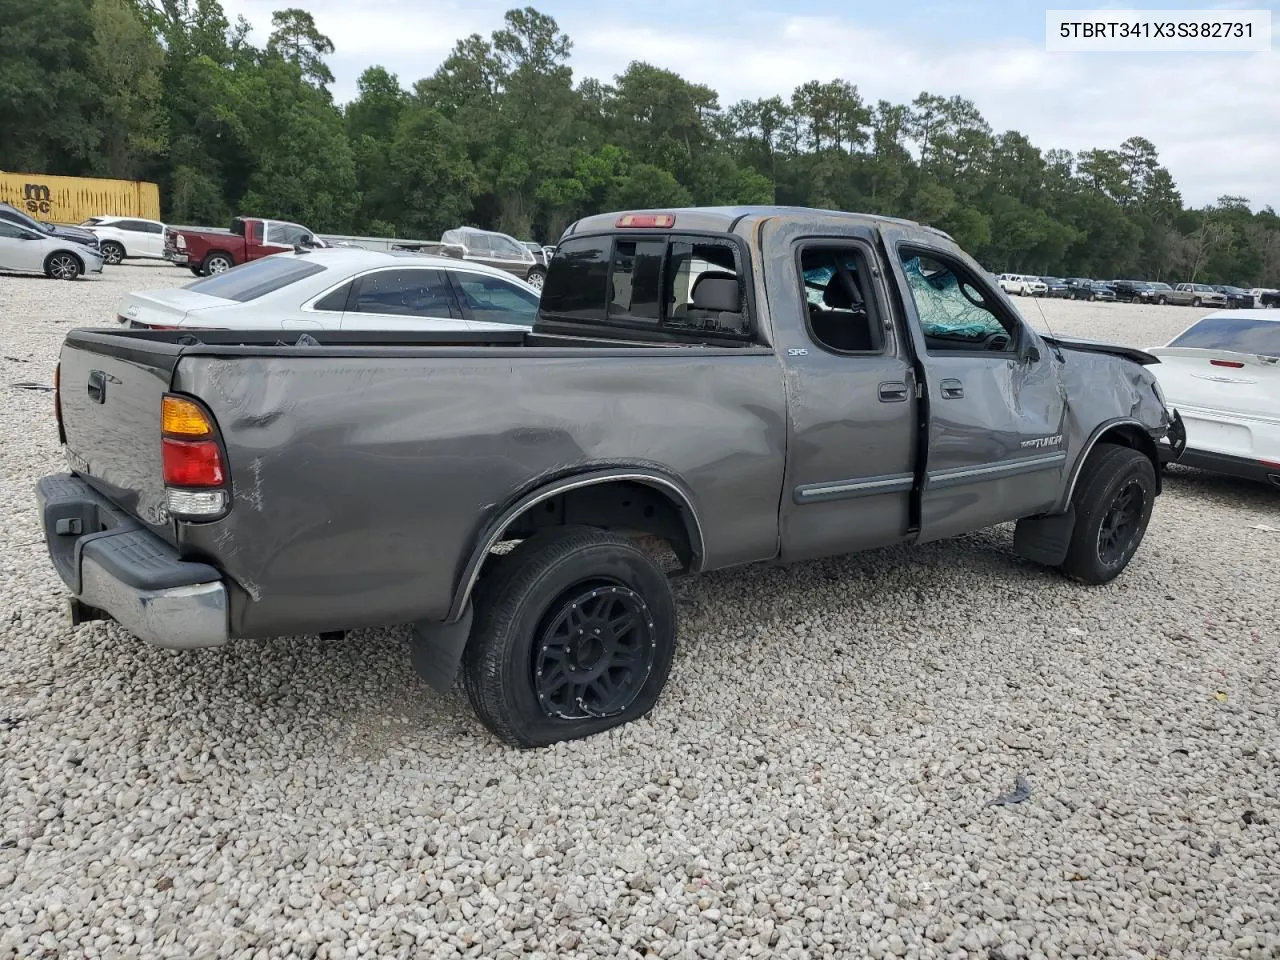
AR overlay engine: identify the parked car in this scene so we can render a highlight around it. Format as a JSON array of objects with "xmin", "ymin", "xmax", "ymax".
[
  {"xmin": 117, "ymin": 248, "xmax": 540, "ymax": 332},
  {"xmin": 1136, "ymin": 282, "xmax": 1184, "ymax": 305},
  {"xmin": 1213, "ymin": 285, "xmax": 1254, "ymax": 309},
  {"xmin": 165, "ymin": 217, "xmax": 327, "ymax": 276},
  {"xmin": 80, "ymin": 216, "xmax": 168, "ymax": 264},
  {"xmin": 39, "ymin": 205, "xmax": 1184, "ymax": 747},
  {"xmin": 997, "ymin": 273, "xmax": 1047, "ymax": 296},
  {"xmin": 1038, "ymin": 277, "xmax": 1069, "ymax": 298},
  {"xmin": 1148, "ymin": 310, "xmax": 1279, "ymax": 487},
  {"xmin": 1245, "ymin": 288, "xmax": 1279, "ymax": 308},
  {"xmin": 440, "ymin": 227, "xmax": 548, "ymax": 290},
  {"xmin": 0, "ymin": 217, "xmax": 104, "ymax": 280},
  {"xmin": 0, "ymin": 202, "xmax": 102, "ymax": 254},
  {"xmin": 522, "ymin": 241, "xmax": 549, "ymax": 269},
  {"xmin": 1066, "ymin": 279, "xmax": 1116, "ymax": 302},
  {"xmin": 1108, "ymin": 280, "xmax": 1153, "ymax": 303},
  {"xmin": 1174, "ymin": 283, "xmax": 1228, "ymax": 308}
]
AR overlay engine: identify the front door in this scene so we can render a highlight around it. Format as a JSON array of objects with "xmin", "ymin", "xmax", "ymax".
[
  {"xmin": 764, "ymin": 220, "xmax": 920, "ymax": 562},
  {"xmin": 0, "ymin": 221, "xmax": 46, "ymax": 272},
  {"xmin": 882, "ymin": 237, "xmax": 1068, "ymax": 541}
]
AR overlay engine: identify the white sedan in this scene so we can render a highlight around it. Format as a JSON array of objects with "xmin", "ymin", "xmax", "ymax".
[
  {"xmin": 117, "ymin": 248, "xmax": 540, "ymax": 332},
  {"xmin": 81, "ymin": 216, "xmax": 168, "ymax": 264},
  {"xmin": 0, "ymin": 218, "xmax": 105, "ymax": 280},
  {"xmin": 1149, "ymin": 310, "xmax": 1280, "ymax": 488}
]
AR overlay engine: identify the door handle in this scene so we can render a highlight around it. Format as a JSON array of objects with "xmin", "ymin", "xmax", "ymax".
[
  {"xmin": 87, "ymin": 369, "xmax": 106, "ymax": 404},
  {"xmin": 940, "ymin": 378, "xmax": 964, "ymax": 399},
  {"xmin": 878, "ymin": 381, "xmax": 908, "ymax": 403}
]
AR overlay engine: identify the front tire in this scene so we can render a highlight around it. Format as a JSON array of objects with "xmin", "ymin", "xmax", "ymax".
[
  {"xmin": 1192, "ymin": 297, "xmax": 1202, "ymax": 307},
  {"xmin": 202, "ymin": 252, "xmax": 234, "ymax": 275},
  {"xmin": 1059, "ymin": 443, "xmax": 1157, "ymax": 585},
  {"xmin": 100, "ymin": 241, "xmax": 125, "ymax": 265},
  {"xmin": 462, "ymin": 528, "xmax": 677, "ymax": 747},
  {"xmin": 1157, "ymin": 296, "xmax": 1167, "ymax": 305},
  {"xmin": 44, "ymin": 252, "xmax": 83, "ymax": 280},
  {"xmin": 526, "ymin": 268, "xmax": 546, "ymax": 291}
]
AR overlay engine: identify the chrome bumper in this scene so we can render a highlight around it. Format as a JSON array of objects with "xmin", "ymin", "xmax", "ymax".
[{"xmin": 38, "ymin": 474, "xmax": 229, "ymax": 650}]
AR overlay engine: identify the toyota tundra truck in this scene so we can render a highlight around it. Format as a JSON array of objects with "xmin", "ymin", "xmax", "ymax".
[
  {"xmin": 38, "ymin": 206, "xmax": 1186, "ymax": 747},
  {"xmin": 165, "ymin": 216, "xmax": 327, "ymax": 276}
]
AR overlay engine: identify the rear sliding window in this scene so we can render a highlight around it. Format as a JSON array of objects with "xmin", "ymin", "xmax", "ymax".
[
  {"xmin": 1169, "ymin": 316, "xmax": 1280, "ymax": 356},
  {"xmin": 185, "ymin": 256, "xmax": 327, "ymax": 302},
  {"xmin": 541, "ymin": 234, "xmax": 750, "ymax": 338}
]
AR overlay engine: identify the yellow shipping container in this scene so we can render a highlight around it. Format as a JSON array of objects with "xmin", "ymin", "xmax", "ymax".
[{"xmin": 0, "ymin": 171, "xmax": 161, "ymax": 226}]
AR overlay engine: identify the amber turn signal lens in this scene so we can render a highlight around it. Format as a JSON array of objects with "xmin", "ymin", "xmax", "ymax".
[{"xmin": 162, "ymin": 395, "xmax": 213, "ymax": 437}]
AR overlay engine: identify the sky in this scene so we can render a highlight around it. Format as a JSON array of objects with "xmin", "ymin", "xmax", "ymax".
[{"xmin": 221, "ymin": 0, "xmax": 1280, "ymax": 210}]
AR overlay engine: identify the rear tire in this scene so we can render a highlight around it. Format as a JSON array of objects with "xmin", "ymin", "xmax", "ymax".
[
  {"xmin": 202, "ymin": 252, "xmax": 233, "ymax": 275},
  {"xmin": 1192, "ymin": 297, "xmax": 1202, "ymax": 307},
  {"xmin": 1059, "ymin": 443, "xmax": 1157, "ymax": 585},
  {"xmin": 100, "ymin": 241, "xmax": 125, "ymax": 265},
  {"xmin": 1157, "ymin": 296, "xmax": 1167, "ymax": 305},
  {"xmin": 462, "ymin": 528, "xmax": 677, "ymax": 748}
]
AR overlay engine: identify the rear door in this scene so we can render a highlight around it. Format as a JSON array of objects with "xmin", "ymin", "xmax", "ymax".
[
  {"xmin": 880, "ymin": 230, "xmax": 1068, "ymax": 540},
  {"xmin": 763, "ymin": 219, "xmax": 920, "ymax": 562},
  {"xmin": 339, "ymin": 267, "xmax": 467, "ymax": 331},
  {"xmin": 134, "ymin": 220, "xmax": 166, "ymax": 258},
  {"xmin": 58, "ymin": 334, "xmax": 178, "ymax": 539}
]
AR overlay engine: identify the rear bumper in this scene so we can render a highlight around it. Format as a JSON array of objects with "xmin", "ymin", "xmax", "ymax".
[
  {"xmin": 37, "ymin": 474, "xmax": 229, "ymax": 649},
  {"xmin": 1177, "ymin": 449, "xmax": 1280, "ymax": 487},
  {"xmin": 164, "ymin": 250, "xmax": 189, "ymax": 264}
]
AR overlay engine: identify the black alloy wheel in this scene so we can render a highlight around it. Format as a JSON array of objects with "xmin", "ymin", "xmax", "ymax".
[
  {"xmin": 532, "ymin": 583, "xmax": 656, "ymax": 720},
  {"xmin": 1096, "ymin": 480, "xmax": 1145, "ymax": 567}
]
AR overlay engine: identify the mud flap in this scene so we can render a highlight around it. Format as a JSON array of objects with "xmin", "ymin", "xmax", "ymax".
[
  {"xmin": 1014, "ymin": 506, "xmax": 1076, "ymax": 567},
  {"xmin": 409, "ymin": 602, "xmax": 474, "ymax": 694}
]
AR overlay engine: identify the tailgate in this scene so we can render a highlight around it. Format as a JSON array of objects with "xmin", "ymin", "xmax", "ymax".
[{"xmin": 59, "ymin": 331, "xmax": 181, "ymax": 542}]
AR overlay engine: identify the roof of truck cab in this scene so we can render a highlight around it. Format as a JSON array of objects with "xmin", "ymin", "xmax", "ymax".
[{"xmin": 565, "ymin": 206, "xmax": 955, "ymax": 242}]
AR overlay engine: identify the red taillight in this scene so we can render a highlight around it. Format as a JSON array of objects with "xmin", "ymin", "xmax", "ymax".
[
  {"xmin": 162, "ymin": 438, "xmax": 225, "ymax": 487},
  {"xmin": 615, "ymin": 213, "xmax": 676, "ymax": 228},
  {"xmin": 1210, "ymin": 359, "xmax": 1245, "ymax": 368},
  {"xmin": 161, "ymin": 394, "xmax": 228, "ymax": 517}
]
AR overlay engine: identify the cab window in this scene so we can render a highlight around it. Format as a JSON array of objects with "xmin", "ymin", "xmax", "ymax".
[
  {"xmin": 899, "ymin": 249, "xmax": 1019, "ymax": 354},
  {"xmin": 798, "ymin": 246, "xmax": 883, "ymax": 354}
]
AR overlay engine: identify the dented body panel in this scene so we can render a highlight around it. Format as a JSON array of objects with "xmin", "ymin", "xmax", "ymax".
[{"xmin": 42, "ymin": 206, "xmax": 1179, "ymax": 649}]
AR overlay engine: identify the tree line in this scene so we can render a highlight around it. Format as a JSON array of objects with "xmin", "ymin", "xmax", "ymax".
[{"xmin": 4, "ymin": 0, "xmax": 1278, "ymax": 285}]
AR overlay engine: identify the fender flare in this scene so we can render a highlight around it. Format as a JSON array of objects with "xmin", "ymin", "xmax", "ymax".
[
  {"xmin": 446, "ymin": 467, "xmax": 706, "ymax": 623},
  {"xmin": 1058, "ymin": 417, "xmax": 1160, "ymax": 511}
]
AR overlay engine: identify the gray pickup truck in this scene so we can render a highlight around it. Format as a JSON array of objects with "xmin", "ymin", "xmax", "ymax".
[{"xmin": 39, "ymin": 206, "xmax": 1186, "ymax": 747}]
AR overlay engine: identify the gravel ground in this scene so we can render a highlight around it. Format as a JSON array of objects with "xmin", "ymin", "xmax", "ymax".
[{"xmin": 2, "ymin": 265, "xmax": 1278, "ymax": 960}]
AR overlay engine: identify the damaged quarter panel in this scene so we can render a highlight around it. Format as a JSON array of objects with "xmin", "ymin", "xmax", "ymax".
[{"xmin": 170, "ymin": 348, "xmax": 787, "ymax": 638}]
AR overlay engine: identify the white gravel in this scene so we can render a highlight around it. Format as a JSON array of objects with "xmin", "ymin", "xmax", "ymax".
[{"xmin": 2, "ymin": 265, "xmax": 1278, "ymax": 959}]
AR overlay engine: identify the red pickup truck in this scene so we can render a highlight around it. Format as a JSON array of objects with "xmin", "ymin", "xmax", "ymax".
[{"xmin": 165, "ymin": 217, "xmax": 327, "ymax": 275}]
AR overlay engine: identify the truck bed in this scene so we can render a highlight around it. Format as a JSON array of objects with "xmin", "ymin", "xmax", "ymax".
[{"xmin": 56, "ymin": 326, "xmax": 786, "ymax": 638}]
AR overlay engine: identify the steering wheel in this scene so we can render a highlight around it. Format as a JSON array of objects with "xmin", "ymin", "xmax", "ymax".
[{"xmin": 983, "ymin": 332, "xmax": 1011, "ymax": 351}]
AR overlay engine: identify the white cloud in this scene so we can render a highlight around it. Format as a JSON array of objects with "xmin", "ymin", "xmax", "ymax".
[{"xmin": 221, "ymin": 0, "xmax": 1279, "ymax": 209}]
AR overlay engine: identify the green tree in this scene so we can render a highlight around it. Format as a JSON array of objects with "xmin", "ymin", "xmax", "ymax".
[{"xmin": 267, "ymin": 8, "xmax": 335, "ymax": 89}]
